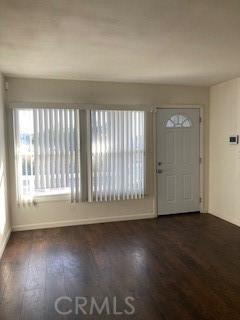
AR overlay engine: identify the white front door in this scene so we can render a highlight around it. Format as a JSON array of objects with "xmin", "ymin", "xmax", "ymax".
[{"xmin": 157, "ymin": 109, "xmax": 200, "ymax": 215}]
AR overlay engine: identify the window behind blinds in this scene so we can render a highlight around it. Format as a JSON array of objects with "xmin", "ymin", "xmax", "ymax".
[
  {"xmin": 13, "ymin": 107, "xmax": 146, "ymax": 205},
  {"xmin": 14, "ymin": 108, "xmax": 81, "ymax": 204},
  {"xmin": 91, "ymin": 110, "xmax": 145, "ymax": 201}
]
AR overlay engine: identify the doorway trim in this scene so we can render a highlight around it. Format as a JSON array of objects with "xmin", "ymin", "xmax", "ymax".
[{"xmin": 153, "ymin": 105, "xmax": 204, "ymax": 216}]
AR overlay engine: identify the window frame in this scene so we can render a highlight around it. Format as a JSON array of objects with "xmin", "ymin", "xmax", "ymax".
[
  {"xmin": 10, "ymin": 105, "xmax": 148, "ymax": 204},
  {"xmin": 12, "ymin": 108, "xmax": 75, "ymax": 202},
  {"xmin": 89, "ymin": 109, "xmax": 146, "ymax": 201},
  {"xmin": 165, "ymin": 114, "xmax": 192, "ymax": 128}
]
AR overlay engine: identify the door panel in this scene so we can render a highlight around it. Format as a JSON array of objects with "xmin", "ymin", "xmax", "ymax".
[
  {"xmin": 166, "ymin": 175, "xmax": 176, "ymax": 202},
  {"xmin": 166, "ymin": 131, "xmax": 176, "ymax": 164},
  {"xmin": 157, "ymin": 109, "xmax": 200, "ymax": 215},
  {"xmin": 183, "ymin": 174, "xmax": 192, "ymax": 200}
]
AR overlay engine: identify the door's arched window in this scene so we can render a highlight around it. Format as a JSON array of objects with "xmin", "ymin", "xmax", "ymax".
[{"xmin": 166, "ymin": 114, "xmax": 192, "ymax": 128}]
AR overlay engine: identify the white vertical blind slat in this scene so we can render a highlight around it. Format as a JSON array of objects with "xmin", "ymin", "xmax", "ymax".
[
  {"xmin": 112, "ymin": 112, "xmax": 116, "ymax": 200},
  {"xmin": 138, "ymin": 111, "xmax": 142, "ymax": 198},
  {"xmin": 115, "ymin": 111, "xmax": 119, "ymax": 200},
  {"xmin": 99, "ymin": 111, "xmax": 103, "ymax": 201},
  {"xmin": 33, "ymin": 109, "xmax": 40, "ymax": 190},
  {"xmin": 110, "ymin": 111, "xmax": 114, "ymax": 200},
  {"xmin": 59, "ymin": 110, "xmax": 65, "ymax": 187},
  {"xmin": 136, "ymin": 111, "xmax": 139, "ymax": 198},
  {"xmin": 119, "ymin": 111, "xmax": 124, "ymax": 199},
  {"xmin": 64, "ymin": 110, "xmax": 70, "ymax": 187},
  {"xmin": 123, "ymin": 111, "xmax": 127, "ymax": 200},
  {"xmin": 106, "ymin": 111, "xmax": 111, "ymax": 201},
  {"xmin": 129, "ymin": 112, "xmax": 134, "ymax": 199},
  {"xmin": 95, "ymin": 111, "xmax": 99, "ymax": 202},
  {"xmin": 69, "ymin": 110, "xmax": 74, "ymax": 202},
  {"xmin": 133, "ymin": 111, "xmax": 137, "ymax": 199},
  {"xmin": 54, "ymin": 109, "xmax": 60, "ymax": 188},
  {"xmin": 100, "ymin": 111, "xmax": 104, "ymax": 201},
  {"xmin": 74, "ymin": 109, "xmax": 81, "ymax": 202},
  {"xmin": 141, "ymin": 112, "xmax": 145, "ymax": 198},
  {"xmin": 14, "ymin": 109, "xmax": 21, "ymax": 201},
  {"xmin": 44, "ymin": 109, "xmax": 50, "ymax": 189},
  {"xmin": 102, "ymin": 111, "xmax": 108, "ymax": 201},
  {"xmin": 38, "ymin": 109, "xmax": 45, "ymax": 189},
  {"xmin": 49, "ymin": 109, "xmax": 55, "ymax": 188},
  {"xmin": 91, "ymin": 111, "xmax": 95, "ymax": 201},
  {"xmin": 126, "ymin": 112, "xmax": 130, "ymax": 199}
]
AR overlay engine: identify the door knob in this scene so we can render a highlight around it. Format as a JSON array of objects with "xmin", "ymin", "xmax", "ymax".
[{"xmin": 156, "ymin": 169, "xmax": 162, "ymax": 174}]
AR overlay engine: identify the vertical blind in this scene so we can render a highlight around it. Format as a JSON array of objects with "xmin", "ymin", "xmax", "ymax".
[
  {"xmin": 14, "ymin": 108, "xmax": 82, "ymax": 204},
  {"xmin": 14, "ymin": 109, "xmax": 34, "ymax": 205},
  {"xmin": 91, "ymin": 110, "xmax": 145, "ymax": 201},
  {"xmin": 13, "ymin": 107, "xmax": 146, "ymax": 205}
]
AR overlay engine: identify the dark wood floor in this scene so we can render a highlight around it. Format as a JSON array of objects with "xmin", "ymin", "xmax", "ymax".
[{"xmin": 1, "ymin": 213, "xmax": 240, "ymax": 319}]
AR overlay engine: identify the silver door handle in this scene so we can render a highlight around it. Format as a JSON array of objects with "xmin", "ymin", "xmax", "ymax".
[{"xmin": 156, "ymin": 169, "xmax": 162, "ymax": 174}]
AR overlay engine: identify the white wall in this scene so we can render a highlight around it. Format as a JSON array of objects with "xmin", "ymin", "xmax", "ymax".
[
  {"xmin": 6, "ymin": 77, "xmax": 209, "ymax": 230},
  {"xmin": 0, "ymin": 74, "xmax": 11, "ymax": 256},
  {"xmin": 209, "ymin": 78, "xmax": 240, "ymax": 226}
]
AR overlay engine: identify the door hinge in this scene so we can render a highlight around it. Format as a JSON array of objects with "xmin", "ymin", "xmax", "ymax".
[
  {"xmin": 199, "ymin": 117, "xmax": 202, "ymax": 123},
  {"xmin": 4, "ymin": 81, "xmax": 8, "ymax": 91},
  {"xmin": 199, "ymin": 197, "xmax": 202, "ymax": 203},
  {"xmin": 199, "ymin": 157, "xmax": 202, "ymax": 164}
]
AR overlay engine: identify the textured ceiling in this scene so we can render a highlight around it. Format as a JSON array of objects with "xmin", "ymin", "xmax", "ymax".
[{"xmin": 1, "ymin": 0, "xmax": 240, "ymax": 85}]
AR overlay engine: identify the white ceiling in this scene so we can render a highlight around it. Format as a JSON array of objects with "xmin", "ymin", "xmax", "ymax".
[{"xmin": 1, "ymin": 0, "xmax": 240, "ymax": 86}]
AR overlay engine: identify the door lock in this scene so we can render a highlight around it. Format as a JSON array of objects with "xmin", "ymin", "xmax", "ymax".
[{"xmin": 156, "ymin": 169, "xmax": 162, "ymax": 174}]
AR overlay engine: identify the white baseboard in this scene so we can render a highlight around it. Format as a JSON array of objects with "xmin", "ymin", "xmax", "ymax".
[
  {"xmin": 208, "ymin": 211, "xmax": 240, "ymax": 227},
  {"xmin": 0, "ymin": 228, "xmax": 11, "ymax": 259},
  {"xmin": 12, "ymin": 213, "xmax": 155, "ymax": 232}
]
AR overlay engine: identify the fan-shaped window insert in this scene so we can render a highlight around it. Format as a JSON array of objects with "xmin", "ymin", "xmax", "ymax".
[{"xmin": 166, "ymin": 114, "xmax": 192, "ymax": 128}]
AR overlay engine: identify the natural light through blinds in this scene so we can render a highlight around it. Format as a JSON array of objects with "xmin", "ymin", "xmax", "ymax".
[
  {"xmin": 14, "ymin": 108, "xmax": 81, "ymax": 204},
  {"xmin": 13, "ymin": 107, "xmax": 146, "ymax": 205},
  {"xmin": 91, "ymin": 110, "xmax": 145, "ymax": 201}
]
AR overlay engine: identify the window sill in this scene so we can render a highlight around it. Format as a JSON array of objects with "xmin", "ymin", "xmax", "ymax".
[
  {"xmin": 34, "ymin": 193, "xmax": 70, "ymax": 203},
  {"xmin": 32, "ymin": 193, "xmax": 150, "ymax": 204}
]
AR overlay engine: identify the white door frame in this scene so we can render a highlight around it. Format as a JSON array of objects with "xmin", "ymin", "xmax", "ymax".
[{"xmin": 153, "ymin": 105, "xmax": 204, "ymax": 216}]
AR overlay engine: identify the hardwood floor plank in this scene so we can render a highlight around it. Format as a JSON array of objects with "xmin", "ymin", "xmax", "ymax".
[
  {"xmin": 20, "ymin": 288, "xmax": 44, "ymax": 320},
  {"xmin": 0, "ymin": 213, "xmax": 240, "ymax": 319}
]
